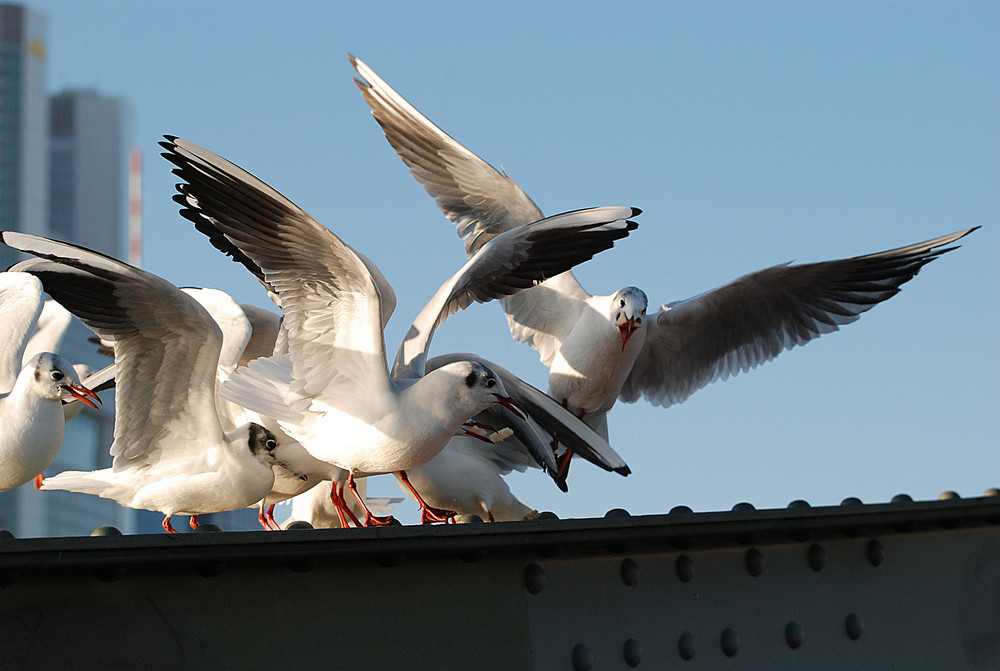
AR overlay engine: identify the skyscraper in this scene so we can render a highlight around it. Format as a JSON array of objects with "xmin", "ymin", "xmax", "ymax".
[
  {"xmin": 0, "ymin": 2, "xmax": 48, "ymax": 270},
  {"xmin": 49, "ymin": 89, "xmax": 132, "ymax": 260},
  {"xmin": 0, "ymin": 3, "xmax": 133, "ymax": 536},
  {"xmin": 0, "ymin": 3, "xmax": 262, "ymax": 536}
]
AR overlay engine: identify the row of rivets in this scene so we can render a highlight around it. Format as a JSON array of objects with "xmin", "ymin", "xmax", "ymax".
[
  {"xmin": 672, "ymin": 615, "xmax": 862, "ymax": 660},
  {"xmin": 527, "ymin": 537, "xmax": 888, "ymax": 593},
  {"xmin": 570, "ymin": 639, "xmax": 644, "ymax": 670}
]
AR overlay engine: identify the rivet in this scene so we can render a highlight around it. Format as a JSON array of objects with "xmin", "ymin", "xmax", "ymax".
[
  {"xmin": 787, "ymin": 499, "xmax": 811, "ymax": 510},
  {"xmin": 984, "ymin": 488, "xmax": 1000, "ymax": 498},
  {"xmin": 677, "ymin": 631, "xmax": 695, "ymax": 660},
  {"xmin": 93, "ymin": 566, "xmax": 124, "ymax": 582},
  {"xmin": 807, "ymin": 543, "xmax": 826, "ymax": 571},
  {"xmin": 866, "ymin": 539, "xmax": 884, "ymax": 567},
  {"xmin": 0, "ymin": 529, "xmax": 14, "ymax": 540},
  {"xmin": 524, "ymin": 562, "xmax": 546, "ymax": 595},
  {"xmin": 454, "ymin": 514, "xmax": 485, "ymax": 524},
  {"xmin": 284, "ymin": 520, "xmax": 314, "ymax": 530},
  {"xmin": 571, "ymin": 643, "xmax": 593, "ymax": 671},
  {"xmin": 938, "ymin": 490, "xmax": 960, "ymax": 500},
  {"xmin": 840, "ymin": 497, "xmax": 863, "ymax": 507},
  {"xmin": 745, "ymin": 548, "xmax": 764, "ymax": 577},
  {"xmin": 623, "ymin": 638, "xmax": 643, "ymax": 667},
  {"xmin": 845, "ymin": 613, "xmax": 864, "ymax": 640},
  {"xmin": 91, "ymin": 526, "xmax": 122, "ymax": 537},
  {"xmin": 669, "ymin": 505, "xmax": 694, "ymax": 515},
  {"xmin": 720, "ymin": 628, "xmax": 740, "ymax": 657},
  {"xmin": 621, "ymin": 558, "xmax": 639, "ymax": 586},
  {"xmin": 731, "ymin": 502, "xmax": 756, "ymax": 513},
  {"xmin": 192, "ymin": 523, "xmax": 223, "ymax": 533},
  {"xmin": 891, "ymin": 493, "xmax": 913, "ymax": 504},
  {"xmin": 194, "ymin": 562, "xmax": 224, "ymax": 578},
  {"xmin": 605, "ymin": 508, "xmax": 631, "ymax": 519},
  {"xmin": 675, "ymin": 554, "xmax": 694, "ymax": 583},
  {"xmin": 537, "ymin": 511, "xmax": 560, "ymax": 520},
  {"xmin": 785, "ymin": 621, "xmax": 804, "ymax": 649}
]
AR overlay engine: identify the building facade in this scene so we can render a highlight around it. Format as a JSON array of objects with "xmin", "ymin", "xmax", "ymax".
[{"xmin": 0, "ymin": 3, "xmax": 134, "ymax": 537}]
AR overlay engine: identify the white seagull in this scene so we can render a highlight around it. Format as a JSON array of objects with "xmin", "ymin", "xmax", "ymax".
[
  {"xmin": 0, "ymin": 271, "xmax": 101, "ymax": 493},
  {"xmin": 405, "ymin": 351, "xmax": 629, "ymax": 522},
  {"xmin": 160, "ymin": 135, "xmax": 639, "ymax": 525},
  {"xmin": 4, "ymin": 232, "xmax": 285, "ymax": 533},
  {"xmin": 351, "ymin": 54, "xmax": 979, "ymax": 482}
]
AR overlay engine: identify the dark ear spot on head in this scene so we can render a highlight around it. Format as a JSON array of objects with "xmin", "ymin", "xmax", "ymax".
[
  {"xmin": 465, "ymin": 371, "xmax": 478, "ymax": 388},
  {"xmin": 247, "ymin": 422, "xmax": 265, "ymax": 456}
]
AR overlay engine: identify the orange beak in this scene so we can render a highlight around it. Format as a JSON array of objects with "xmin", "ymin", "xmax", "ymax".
[
  {"xmin": 62, "ymin": 383, "xmax": 102, "ymax": 409},
  {"xmin": 618, "ymin": 317, "xmax": 637, "ymax": 351}
]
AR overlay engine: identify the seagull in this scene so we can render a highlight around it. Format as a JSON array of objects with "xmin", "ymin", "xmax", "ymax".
[
  {"xmin": 3, "ymin": 232, "xmax": 285, "ymax": 533},
  {"xmin": 0, "ymin": 351, "xmax": 100, "ymax": 493},
  {"xmin": 405, "ymin": 351, "xmax": 629, "ymax": 519},
  {"xmin": 0, "ymin": 272, "xmax": 101, "ymax": 493},
  {"xmin": 160, "ymin": 135, "xmax": 639, "ymax": 525},
  {"xmin": 350, "ymin": 54, "xmax": 979, "ymax": 481}
]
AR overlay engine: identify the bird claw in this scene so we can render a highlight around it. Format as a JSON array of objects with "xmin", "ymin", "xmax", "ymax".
[{"xmin": 420, "ymin": 505, "xmax": 456, "ymax": 524}]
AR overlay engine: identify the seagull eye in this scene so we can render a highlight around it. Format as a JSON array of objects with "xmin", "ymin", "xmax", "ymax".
[
  {"xmin": 266, "ymin": 439, "xmax": 278, "ymax": 450},
  {"xmin": 486, "ymin": 377, "xmax": 496, "ymax": 388},
  {"xmin": 620, "ymin": 299, "xmax": 626, "ymax": 307},
  {"xmin": 50, "ymin": 370, "xmax": 64, "ymax": 381}
]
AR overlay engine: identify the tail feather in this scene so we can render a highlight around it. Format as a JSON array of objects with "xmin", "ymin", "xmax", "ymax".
[{"xmin": 41, "ymin": 469, "xmax": 112, "ymax": 496}]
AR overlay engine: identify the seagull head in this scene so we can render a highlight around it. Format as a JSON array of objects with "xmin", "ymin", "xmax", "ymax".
[
  {"xmin": 441, "ymin": 361, "xmax": 527, "ymax": 421},
  {"xmin": 27, "ymin": 352, "xmax": 101, "ymax": 409},
  {"xmin": 247, "ymin": 422, "xmax": 280, "ymax": 464},
  {"xmin": 610, "ymin": 287, "xmax": 648, "ymax": 351}
]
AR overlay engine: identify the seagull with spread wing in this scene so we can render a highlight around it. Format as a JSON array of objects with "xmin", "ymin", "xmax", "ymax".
[
  {"xmin": 4, "ymin": 233, "xmax": 285, "ymax": 533},
  {"xmin": 161, "ymin": 135, "xmax": 639, "ymax": 525},
  {"xmin": 350, "ymin": 54, "xmax": 978, "ymax": 483}
]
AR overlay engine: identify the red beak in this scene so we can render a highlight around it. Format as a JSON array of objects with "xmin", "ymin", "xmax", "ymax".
[
  {"xmin": 618, "ymin": 317, "xmax": 637, "ymax": 351},
  {"xmin": 62, "ymin": 384, "xmax": 102, "ymax": 409},
  {"xmin": 492, "ymin": 393, "xmax": 526, "ymax": 420}
]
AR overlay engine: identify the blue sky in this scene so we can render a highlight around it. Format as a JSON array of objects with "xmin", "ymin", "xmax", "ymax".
[{"xmin": 27, "ymin": 1, "xmax": 999, "ymax": 523}]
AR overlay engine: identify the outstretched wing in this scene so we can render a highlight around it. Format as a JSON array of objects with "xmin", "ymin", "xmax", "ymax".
[
  {"xmin": 393, "ymin": 206, "xmax": 639, "ymax": 378},
  {"xmin": 621, "ymin": 228, "xmax": 978, "ymax": 408},
  {"xmin": 3, "ymin": 232, "xmax": 226, "ymax": 468},
  {"xmin": 351, "ymin": 54, "xmax": 544, "ymax": 256},
  {"xmin": 162, "ymin": 136, "xmax": 395, "ymax": 413}
]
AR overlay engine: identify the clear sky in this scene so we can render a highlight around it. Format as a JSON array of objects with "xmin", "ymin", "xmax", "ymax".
[{"xmin": 25, "ymin": 1, "xmax": 999, "ymax": 524}]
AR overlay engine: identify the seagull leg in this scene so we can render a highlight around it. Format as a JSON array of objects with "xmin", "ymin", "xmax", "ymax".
[
  {"xmin": 554, "ymin": 403, "xmax": 584, "ymax": 487},
  {"xmin": 33, "ymin": 473, "xmax": 44, "ymax": 490},
  {"xmin": 396, "ymin": 470, "xmax": 456, "ymax": 524},
  {"xmin": 162, "ymin": 516, "xmax": 178, "ymax": 534},
  {"xmin": 189, "ymin": 515, "xmax": 199, "ymax": 530},
  {"xmin": 264, "ymin": 504, "xmax": 279, "ymax": 530},
  {"xmin": 330, "ymin": 480, "xmax": 363, "ymax": 528},
  {"xmin": 347, "ymin": 474, "xmax": 396, "ymax": 527},
  {"xmin": 258, "ymin": 503, "xmax": 279, "ymax": 530}
]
